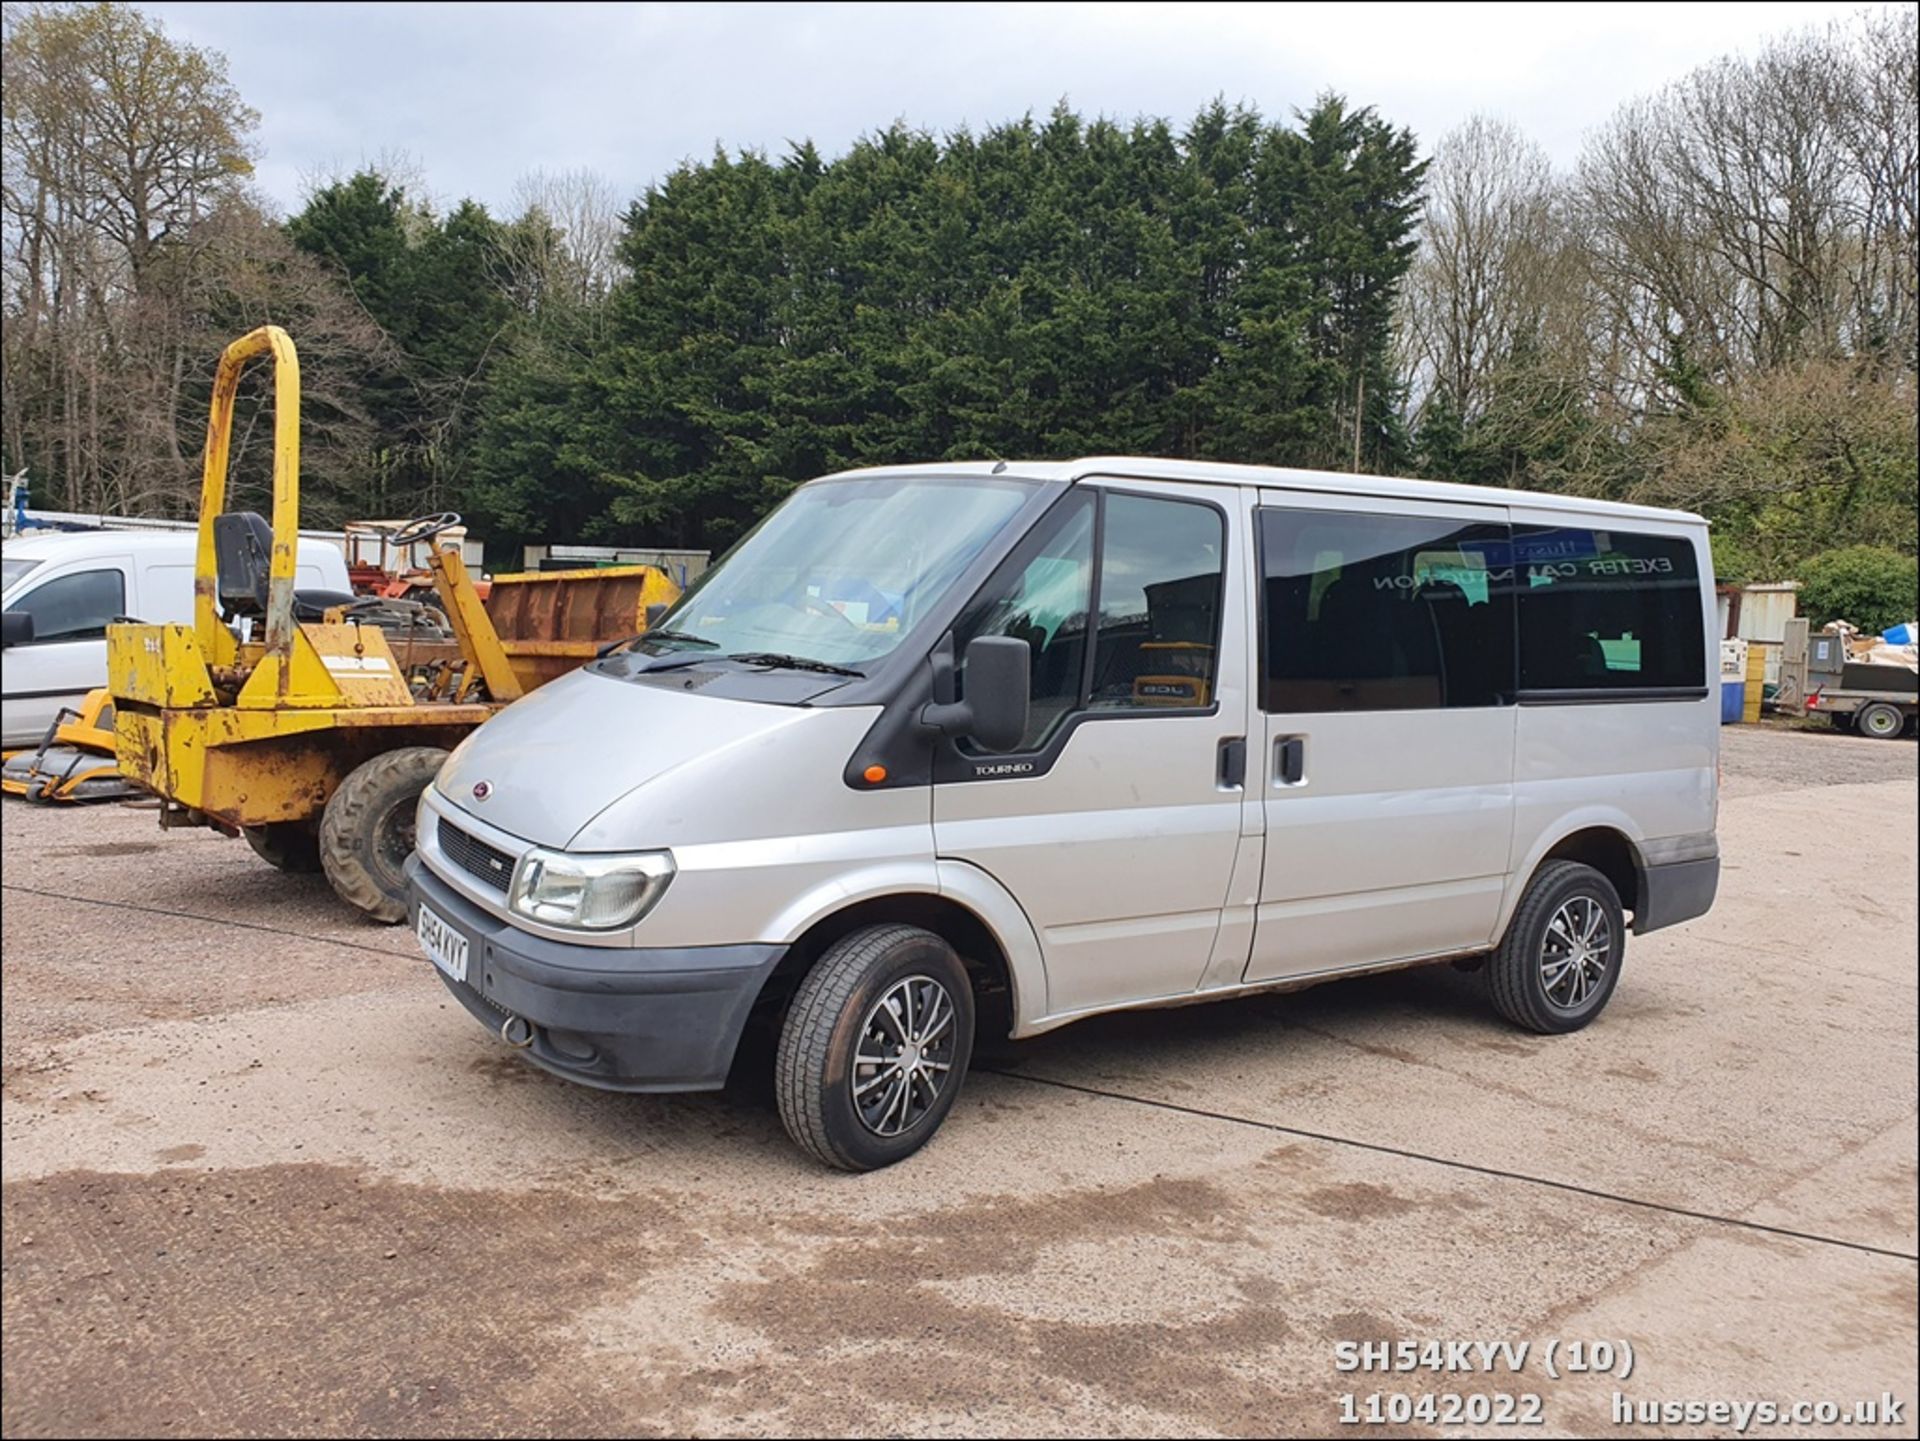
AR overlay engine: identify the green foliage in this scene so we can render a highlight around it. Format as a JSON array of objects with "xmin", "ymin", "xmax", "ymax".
[
  {"xmin": 1798, "ymin": 547, "xmax": 1919, "ymax": 633},
  {"xmin": 465, "ymin": 96, "xmax": 1428, "ymax": 551},
  {"xmin": 1417, "ymin": 356, "xmax": 1917, "ymax": 586},
  {"xmin": 286, "ymin": 174, "xmax": 513, "ymax": 519},
  {"xmin": 10, "ymin": 5, "xmax": 1908, "ymax": 566}
]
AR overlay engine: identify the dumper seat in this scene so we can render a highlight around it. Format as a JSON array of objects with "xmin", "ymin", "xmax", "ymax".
[{"xmin": 213, "ymin": 511, "xmax": 357, "ymax": 622}]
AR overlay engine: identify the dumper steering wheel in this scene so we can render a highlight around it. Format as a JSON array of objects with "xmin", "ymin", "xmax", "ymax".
[{"xmin": 388, "ymin": 511, "xmax": 463, "ymax": 548}]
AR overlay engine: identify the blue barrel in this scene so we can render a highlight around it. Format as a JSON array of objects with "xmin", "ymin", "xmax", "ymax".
[{"xmin": 1720, "ymin": 677, "xmax": 1745, "ymax": 724}]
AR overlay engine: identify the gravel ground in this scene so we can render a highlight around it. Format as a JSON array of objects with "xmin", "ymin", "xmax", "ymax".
[
  {"xmin": 1718, "ymin": 718, "xmax": 1916, "ymax": 799},
  {"xmin": 1, "ymin": 724, "xmax": 1914, "ymax": 1438}
]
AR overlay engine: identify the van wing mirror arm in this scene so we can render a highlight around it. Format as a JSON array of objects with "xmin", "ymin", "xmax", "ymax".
[
  {"xmin": 919, "ymin": 634, "xmax": 1030, "ymax": 753},
  {"xmin": 919, "ymin": 632, "xmax": 967, "ymax": 731}
]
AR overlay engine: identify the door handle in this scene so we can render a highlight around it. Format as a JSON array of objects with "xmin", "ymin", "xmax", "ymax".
[
  {"xmin": 1217, "ymin": 737, "xmax": 1247, "ymax": 788},
  {"xmin": 1274, "ymin": 735, "xmax": 1306, "ymax": 786}
]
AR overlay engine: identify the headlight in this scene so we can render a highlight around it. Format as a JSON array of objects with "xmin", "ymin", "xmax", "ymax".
[{"xmin": 509, "ymin": 848, "xmax": 675, "ymax": 930}]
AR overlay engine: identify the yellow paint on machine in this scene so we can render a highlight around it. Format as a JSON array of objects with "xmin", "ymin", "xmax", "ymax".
[{"xmin": 106, "ymin": 325, "xmax": 680, "ymax": 916}]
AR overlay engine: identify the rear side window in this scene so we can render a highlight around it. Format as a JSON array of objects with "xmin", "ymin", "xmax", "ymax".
[
  {"xmin": 1514, "ymin": 528, "xmax": 1705, "ymax": 693},
  {"xmin": 1258, "ymin": 509, "xmax": 1513, "ymax": 712},
  {"xmin": 6, "ymin": 567, "xmax": 125, "ymax": 642}
]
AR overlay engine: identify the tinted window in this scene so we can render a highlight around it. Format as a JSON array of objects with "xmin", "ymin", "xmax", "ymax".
[
  {"xmin": 1259, "ymin": 509, "xmax": 1513, "ymax": 712},
  {"xmin": 1088, "ymin": 494, "xmax": 1224, "ymax": 711},
  {"xmin": 1514, "ymin": 527, "xmax": 1704, "ymax": 692},
  {"xmin": 6, "ymin": 567, "xmax": 125, "ymax": 642},
  {"xmin": 959, "ymin": 492, "xmax": 1095, "ymax": 751}
]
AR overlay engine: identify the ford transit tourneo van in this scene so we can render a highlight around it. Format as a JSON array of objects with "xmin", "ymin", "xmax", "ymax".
[{"xmin": 407, "ymin": 458, "xmax": 1720, "ymax": 1170}]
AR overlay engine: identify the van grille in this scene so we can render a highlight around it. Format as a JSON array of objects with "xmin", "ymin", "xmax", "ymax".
[{"xmin": 437, "ymin": 817, "xmax": 516, "ymax": 892}]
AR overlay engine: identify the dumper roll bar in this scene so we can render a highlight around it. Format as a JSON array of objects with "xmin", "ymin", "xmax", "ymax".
[{"xmin": 193, "ymin": 325, "xmax": 302, "ymax": 670}]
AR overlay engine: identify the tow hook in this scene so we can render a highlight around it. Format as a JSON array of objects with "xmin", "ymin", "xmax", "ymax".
[{"xmin": 500, "ymin": 1014, "xmax": 535, "ymax": 1050}]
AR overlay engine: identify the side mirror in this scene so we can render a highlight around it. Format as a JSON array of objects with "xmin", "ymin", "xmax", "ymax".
[
  {"xmin": 645, "ymin": 602, "xmax": 670, "ymax": 628},
  {"xmin": 1, "ymin": 610, "xmax": 32, "ymax": 647},
  {"xmin": 923, "ymin": 635, "xmax": 1031, "ymax": 753}
]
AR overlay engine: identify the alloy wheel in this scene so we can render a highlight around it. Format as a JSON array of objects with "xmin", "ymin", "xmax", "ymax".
[
  {"xmin": 1541, "ymin": 895, "xmax": 1613, "ymax": 1011},
  {"xmin": 851, "ymin": 974, "xmax": 957, "ymax": 1137}
]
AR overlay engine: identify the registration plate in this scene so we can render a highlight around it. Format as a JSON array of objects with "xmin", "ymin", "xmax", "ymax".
[{"xmin": 415, "ymin": 902, "xmax": 470, "ymax": 983}]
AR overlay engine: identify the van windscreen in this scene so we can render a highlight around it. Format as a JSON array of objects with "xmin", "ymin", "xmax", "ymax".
[{"xmin": 623, "ymin": 476, "xmax": 1035, "ymax": 672}]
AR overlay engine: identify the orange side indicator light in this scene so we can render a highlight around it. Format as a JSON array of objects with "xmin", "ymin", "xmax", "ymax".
[{"xmin": 863, "ymin": 764, "xmax": 888, "ymax": 785}]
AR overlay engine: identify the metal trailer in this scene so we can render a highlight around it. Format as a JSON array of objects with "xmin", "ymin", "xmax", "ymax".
[{"xmin": 1777, "ymin": 618, "xmax": 1918, "ymax": 740}]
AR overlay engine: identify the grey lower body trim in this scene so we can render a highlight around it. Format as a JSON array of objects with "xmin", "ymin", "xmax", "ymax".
[
  {"xmin": 1634, "ymin": 854, "xmax": 1720, "ymax": 934},
  {"xmin": 407, "ymin": 858, "xmax": 785, "ymax": 1093},
  {"xmin": 1638, "ymin": 832, "xmax": 1720, "ymax": 867}
]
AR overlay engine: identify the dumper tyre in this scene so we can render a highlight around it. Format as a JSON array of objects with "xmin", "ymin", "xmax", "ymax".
[
  {"xmin": 1487, "ymin": 860, "xmax": 1625, "ymax": 1035},
  {"xmin": 1856, "ymin": 702, "xmax": 1906, "ymax": 740},
  {"xmin": 775, "ymin": 924, "xmax": 975, "ymax": 1171},
  {"xmin": 320, "ymin": 747, "xmax": 449, "ymax": 923},
  {"xmin": 243, "ymin": 822, "xmax": 322, "ymax": 873}
]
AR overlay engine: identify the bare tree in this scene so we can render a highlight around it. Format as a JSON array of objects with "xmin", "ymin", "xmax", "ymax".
[
  {"xmin": 3, "ymin": 1, "xmax": 257, "ymax": 512},
  {"xmin": 1571, "ymin": 13, "xmax": 1916, "ymax": 412},
  {"xmin": 505, "ymin": 165, "xmax": 626, "ymax": 309},
  {"xmin": 1832, "ymin": 6, "xmax": 1919, "ymax": 374},
  {"xmin": 1399, "ymin": 115, "xmax": 1562, "ymax": 423}
]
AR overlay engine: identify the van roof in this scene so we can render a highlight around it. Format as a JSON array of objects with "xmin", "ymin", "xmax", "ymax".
[
  {"xmin": 3, "ymin": 526, "xmax": 358, "ymax": 557},
  {"xmin": 815, "ymin": 456, "xmax": 1708, "ymax": 526},
  {"xmin": 2, "ymin": 528, "xmax": 205, "ymax": 562}
]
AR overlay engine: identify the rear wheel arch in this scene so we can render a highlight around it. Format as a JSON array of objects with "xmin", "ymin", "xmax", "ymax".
[{"xmin": 1538, "ymin": 826, "xmax": 1641, "ymax": 918}]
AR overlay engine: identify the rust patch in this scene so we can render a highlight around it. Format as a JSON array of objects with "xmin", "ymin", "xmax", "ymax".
[
  {"xmin": 1301, "ymin": 1181, "xmax": 1422, "ymax": 1220},
  {"xmin": 1604, "ymin": 1058, "xmax": 1662, "ymax": 1083},
  {"xmin": 0, "ymin": 1164, "xmax": 697, "ymax": 1438},
  {"xmin": 64, "ymin": 842, "xmax": 163, "ymax": 859},
  {"xmin": 1323, "ymin": 1310, "xmax": 1398, "ymax": 1344},
  {"xmin": 466, "ymin": 1052, "xmax": 549, "ymax": 1086},
  {"xmin": 1466, "ymin": 1035, "xmax": 1538, "ymax": 1057},
  {"xmin": 700, "ymin": 1177, "xmax": 1312, "ymax": 1436}
]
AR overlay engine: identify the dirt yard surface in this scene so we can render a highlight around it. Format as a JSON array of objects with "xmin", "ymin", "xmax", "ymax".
[
  {"xmin": 3, "ymin": 725, "xmax": 1914, "ymax": 1438},
  {"xmin": 1719, "ymin": 718, "xmax": 1918, "ymax": 799}
]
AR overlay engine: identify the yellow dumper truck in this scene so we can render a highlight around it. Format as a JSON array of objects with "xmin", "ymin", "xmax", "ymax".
[{"xmin": 108, "ymin": 326, "xmax": 678, "ymax": 920}]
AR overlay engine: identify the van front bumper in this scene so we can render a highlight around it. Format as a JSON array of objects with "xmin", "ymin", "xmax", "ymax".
[{"xmin": 406, "ymin": 858, "xmax": 785, "ymax": 1093}]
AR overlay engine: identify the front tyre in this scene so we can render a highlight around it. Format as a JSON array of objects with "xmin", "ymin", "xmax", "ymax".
[
  {"xmin": 1487, "ymin": 860, "xmax": 1625, "ymax": 1035},
  {"xmin": 775, "ymin": 924, "xmax": 975, "ymax": 1171},
  {"xmin": 320, "ymin": 746, "xmax": 448, "ymax": 923}
]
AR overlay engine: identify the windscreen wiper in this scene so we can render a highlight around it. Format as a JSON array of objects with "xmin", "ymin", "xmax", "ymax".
[
  {"xmin": 725, "ymin": 651, "xmax": 866, "ymax": 678},
  {"xmin": 596, "ymin": 627, "xmax": 718, "ymax": 659},
  {"xmin": 637, "ymin": 628, "xmax": 719, "ymax": 649}
]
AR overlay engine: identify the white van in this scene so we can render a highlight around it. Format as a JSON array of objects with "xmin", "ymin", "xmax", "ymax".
[
  {"xmin": 407, "ymin": 458, "xmax": 1721, "ymax": 1170},
  {"xmin": 2, "ymin": 529, "xmax": 352, "ymax": 746}
]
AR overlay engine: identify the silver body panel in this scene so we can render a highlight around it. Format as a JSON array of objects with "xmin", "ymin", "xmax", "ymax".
[{"xmin": 415, "ymin": 457, "xmax": 1720, "ymax": 1042}]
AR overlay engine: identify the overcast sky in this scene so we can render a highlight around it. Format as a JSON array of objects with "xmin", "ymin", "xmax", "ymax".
[{"xmin": 145, "ymin": 1, "xmax": 1872, "ymax": 217}]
